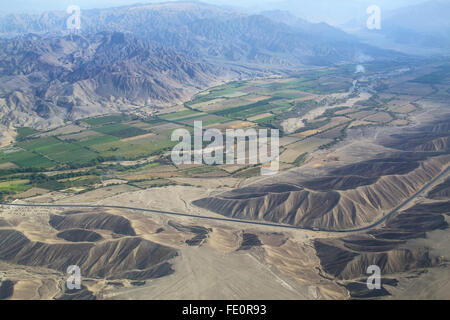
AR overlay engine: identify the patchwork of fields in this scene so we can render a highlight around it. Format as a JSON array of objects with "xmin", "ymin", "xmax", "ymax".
[
  {"xmin": 0, "ymin": 63, "xmax": 420, "ymax": 199},
  {"xmin": 0, "ymin": 116, "xmax": 180, "ymax": 169}
]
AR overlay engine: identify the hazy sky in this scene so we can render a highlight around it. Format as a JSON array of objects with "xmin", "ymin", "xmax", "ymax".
[{"xmin": 0, "ymin": 0, "xmax": 432, "ymax": 25}]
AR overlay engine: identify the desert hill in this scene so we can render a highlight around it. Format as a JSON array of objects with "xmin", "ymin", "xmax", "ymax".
[
  {"xmin": 0, "ymin": 210, "xmax": 178, "ymax": 282},
  {"xmin": 0, "ymin": 32, "xmax": 223, "ymax": 129},
  {"xmin": 194, "ymin": 116, "xmax": 450, "ymax": 230}
]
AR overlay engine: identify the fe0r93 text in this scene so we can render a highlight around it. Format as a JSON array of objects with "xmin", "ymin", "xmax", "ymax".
[{"xmin": 226, "ymin": 305, "xmax": 267, "ymax": 315}]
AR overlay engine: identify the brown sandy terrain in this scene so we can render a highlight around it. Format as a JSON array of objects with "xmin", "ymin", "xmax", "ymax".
[
  {"xmin": 1, "ymin": 66, "xmax": 449, "ymax": 301},
  {"xmin": 0, "ymin": 163, "xmax": 18, "ymax": 169}
]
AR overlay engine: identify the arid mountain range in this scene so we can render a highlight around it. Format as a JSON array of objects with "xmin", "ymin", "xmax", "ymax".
[
  {"xmin": 0, "ymin": 31, "xmax": 225, "ymax": 129},
  {"xmin": 0, "ymin": 2, "xmax": 397, "ymax": 131}
]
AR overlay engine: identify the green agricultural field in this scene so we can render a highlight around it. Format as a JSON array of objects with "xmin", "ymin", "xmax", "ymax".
[
  {"xmin": 158, "ymin": 126, "xmax": 194, "ymax": 138},
  {"xmin": 84, "ymin": 114, "xmax": 125, "ymax": 126},
  {"xmin": 93, "ymin": 123, "xmax": 148, "ymax": 138},
  {"xmin": 77, "ymin": 134, "xmax": 120, "ymax": 147},
  {"xmin": 226, "ymin": 103, "xmax": 278, "ymax": 119},
  {"xmin": 1, "ymin": 66, "xmax": 358, "ymax": 179},
  {"xmin": 214, "ymin": 98, "xmax": 277, "ymax": 118},
  {"xmin": 121, "ymin": 162, "xmax": 160, "ymax": 174},
  {"xmin": 17, "ymin": 136, "xmax": 62, "ymax": 151},
  {"xmin": 313, "ymin": 81, "xmax": 353, "ymax": 94},
  {"xmin": 89, "ymin": 137, "xmax": 176, "ymax": 159},
  {"xmin": 272, "ymin": 91, "xmax": 306, "ymax": 99},
  {"xmin": 49, "ymin": 147, "xmax": 99, "ymax": 164},
  {"xmin": 141, "ymin": 118, "xmax": 165, "ymax": 126},
  {"xmin": 201, "ymin": 117, "xmax": 233, "ymax": 127},
  {"xmin": 0, "ymin": 150, "xmax": 54, "ymax": 169},
  {"xmin": 17, "ymin": 137, "xmax": 99, "ymax": 165},
  {"xmin": 126, "ymin": 119, "xmax": 164, "ymax": 130},
  {"xmin": 0, "ymin": 179, "xmax": 31, "ymax": 194},
  {"xmin": 26, "ymin": 174, "xmax": 102, "ymax": 191},
  {"xmin": 15, "ymin": 127, "xmax": 38, "ymax": 140},
  {"xmin": 270, "ymin": 100, "xmax": 293, "ymax": 111},
  {"xmin": 187, "ymin": 82, "xmax": 249, "ymax": 106},
  {"xmin": 172, "ymin": 113, "xmax": 208, "ymax": 123},
  {"xmin": 221, "ymin": 91, "xmax": 248, "ymax": 98},
  {"xmin": 60, "ymin": 176, "xmax": 101, "ymax": 188}
]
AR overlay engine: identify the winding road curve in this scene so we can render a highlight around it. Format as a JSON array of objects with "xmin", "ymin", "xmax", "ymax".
[{"xmin": 2, "ymin": 166, "xmax": 448, "ymax": 234}]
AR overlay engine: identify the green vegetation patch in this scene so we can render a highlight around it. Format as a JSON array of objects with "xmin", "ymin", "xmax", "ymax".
[
  {"xmin": 202, "ymin": 117, "xmax": 233, "ymax": 127},
  {"xmin": 130, "ymin": 179, "xmax": 176, "ymax": 189},
  {"xmin": 0, "ymin": 150, "xmax": 54, "ymax": 169},
  {"xmin": 273, "ymin": 91, "xmax": 306, "ymax": 99},
  {"xmin": 0, "ymin": 179, "xmax": 31, "ymax": 194},
  {"xmin": 89, "ymin": 137, "xmax": 176, "ymax": 160},
  {"xmin": 293, "ymin": 153, "xmax": 308, "ymax": 166},
  {"xmin": 17, "ymin": 136, "xmax": 61, "ymax": 151},
  {"xmin": 187, "ymin": 82, "xmax": 249, "ymax": 106},
  {"xmin": 215, "ymin": 98, "xmax": 277, "ymax": 118},
  {"xmin": 233, "ymin": 166, "xmax": 261, "ymax": 178},
  {"xmin": 18, "ymin": 137, "xmax": 99, "ymax": 165},
  {"xmin": 172, "ymin": 113, "xmax": 208, "ymax": 122},
  {"xmin": 93, "ymin": 124, "xmax": 148, "ymax": 139},
  {"xmin": 49, "ymin": 147, "xmax": 99, "ymax": 165},
  {"xmin": 15, "ymin": 127, "xmax": 38, "ymax": 141},
  {"xmin": 22, "ymin": 172, "xmax": 102, "ymax": 191},
  {"xmin": 84, "ymin": 114, "xmax": 125, "ymax": 126},
  {"xmin": 77, "ymin": 134, "xmax": 120, "ymax": 147}
]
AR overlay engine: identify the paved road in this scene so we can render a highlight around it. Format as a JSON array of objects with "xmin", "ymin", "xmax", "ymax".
[{"xmin": 2, "ymin": 166, "xmax": 448, "ymax": 234}]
